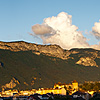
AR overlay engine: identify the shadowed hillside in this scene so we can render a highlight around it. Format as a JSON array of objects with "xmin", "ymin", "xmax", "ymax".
[{"xmin": 0, "ymin": 41, "xmax": 100, "ymax": 90}]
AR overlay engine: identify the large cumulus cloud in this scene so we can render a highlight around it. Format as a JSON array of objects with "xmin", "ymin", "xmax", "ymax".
[{"xmin": 31, "ymin": 12, "xmax": 100, "ymax": 50}]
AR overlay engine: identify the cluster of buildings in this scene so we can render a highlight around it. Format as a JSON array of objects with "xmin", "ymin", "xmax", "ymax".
[
  {"xmin": 0, "ymin": 80, "xmax": 78, "ymax": 96},
  {"xmin": 0, "ymin": 80, "xmax": 97, "ymax": 100}
]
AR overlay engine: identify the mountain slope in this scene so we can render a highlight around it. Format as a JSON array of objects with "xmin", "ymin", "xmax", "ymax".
[{"xmin": 0, "ymin": 41, "xmax": 100, "ymax": 90}]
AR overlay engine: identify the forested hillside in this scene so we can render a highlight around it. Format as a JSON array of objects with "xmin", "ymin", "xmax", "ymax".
[{"xmin": 0, "ymin": 41, "xmax": 100, "ymax": 90}]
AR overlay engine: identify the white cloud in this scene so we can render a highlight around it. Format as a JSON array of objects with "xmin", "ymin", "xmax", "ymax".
[
  {"xmin": 32, "ymin": 12, "xmax": 100, "ymax": 50},
  {"xmin": 92, "ymin": 20, "xmax": 100, "ymax": 39}
]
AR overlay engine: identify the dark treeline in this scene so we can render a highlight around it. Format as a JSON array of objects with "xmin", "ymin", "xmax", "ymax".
[{"xmin": 79, "ymin": 82, "xmax": 100, "ymax": 91}]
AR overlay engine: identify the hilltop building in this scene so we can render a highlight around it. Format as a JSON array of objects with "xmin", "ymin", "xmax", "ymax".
[
  {"xmin": 36, "ymin": 88, "xmax": 66, "ymax": 95},
  {"xmin": 54, "ymin": 80, "xmax": 78, "ymax": 91},
  {"xmin": 0, "ymin": 80, "xmax": 79, "ymax": 97},
  {"xmin": 34, "ymin": 80, "xmax": 78, "ymax": 96}
]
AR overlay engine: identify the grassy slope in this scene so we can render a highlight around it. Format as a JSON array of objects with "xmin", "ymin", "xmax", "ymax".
[{"xmin": 0, "ymin": 49, "xmax": 100, "ymax": 90}]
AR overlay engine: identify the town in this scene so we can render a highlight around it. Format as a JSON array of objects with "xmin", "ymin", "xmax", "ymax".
[{"xmin": 0, "ymin": 80, "xmax": 100, "ymax": 100}]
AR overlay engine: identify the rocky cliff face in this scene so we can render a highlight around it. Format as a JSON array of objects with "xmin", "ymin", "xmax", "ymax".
[
  {"xmin": 0, "ymin": 41, "xmax": 100, "ymax": 67},
  {"xmin": 1, "ymin": 77, "xmax": 20, "ymax": 90},
  {"xmin": 76, "ymin": 57, "xmax": 98, "ymax": 67},
  {"xmin": 71, "ymin": 49, "xmax": 100, "ymax": 67},
  {"xmin": 0, "ymin": 41, "xmax": 70, "ymax": 59}
]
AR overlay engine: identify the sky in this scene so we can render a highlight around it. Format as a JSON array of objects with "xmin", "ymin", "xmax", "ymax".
[{"xmin": 0, "ymin": 0, "xmax": 100, "ymax": 50}]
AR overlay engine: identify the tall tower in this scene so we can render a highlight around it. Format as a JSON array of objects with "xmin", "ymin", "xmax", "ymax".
[{"xmin": 72, "ymin": 80, "xmax": 78, "ymax": 91}]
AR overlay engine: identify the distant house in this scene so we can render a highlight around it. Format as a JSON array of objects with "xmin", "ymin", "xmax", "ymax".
[
  {"xmin": 27, "ymin": 94, "xmax": 50, "ymax": 100},
  {"xmin": 72, "ymin": 91, "xmax": 91, "ymax": 100},
  {"xmin": 40, "ymin": 94, "xmax": 50, "ymax": 99},
  {"xmin": 28, "ymin": 94, "xmax": 41, "ymax": 100}
]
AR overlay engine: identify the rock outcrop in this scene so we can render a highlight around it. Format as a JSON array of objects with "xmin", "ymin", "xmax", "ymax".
[
  {"xmin": 1, "ymin": 77, "xmax": 20, "ymax": 90},
  {"xmin": 76, "ymin": 57, "xmax": 98, "ymax": 67},
  {"xmin": 0, "ymin": 41, "xmax": 70, "ymax": 59},
  {"xmin": 0, "ymin": 41, "xmax": 100, "ymax": 67}
]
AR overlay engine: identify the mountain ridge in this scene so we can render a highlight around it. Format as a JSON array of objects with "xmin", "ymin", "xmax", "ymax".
[
  {"xmin": 0, "ymin": 41, "xmax": 99, "ymax": 60},
  {"xmin": 0, "ymin": 41, "xmax": 99, "ymax": 67},
  {"xmin": 0, "ymin": 41, "xmax": 70, "ymax": 60},
  {"xmin": 0, "ymin": 41, "xmax": 100, "ymax": 90}
]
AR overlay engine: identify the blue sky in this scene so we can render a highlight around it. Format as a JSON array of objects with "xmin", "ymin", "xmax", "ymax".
[{"xmin": 0, "ymin": 0, "xmax": 100, "ymax": 48}]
